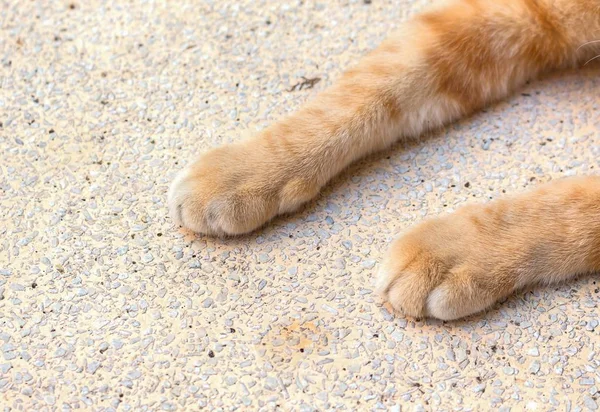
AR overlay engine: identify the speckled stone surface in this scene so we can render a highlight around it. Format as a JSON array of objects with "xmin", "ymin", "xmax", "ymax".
[{"xmin": 1, "ymin": 0, "xmax": 600, "ymax": 410}]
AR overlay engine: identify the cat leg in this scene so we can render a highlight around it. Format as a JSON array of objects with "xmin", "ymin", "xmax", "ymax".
[
  {"xmin": 377, "ymin": 176, "xmax": 600, "ymax": 320},
  {"xmin": 169, "ymin": 0, "xmax": 580, "ymax": 235}
]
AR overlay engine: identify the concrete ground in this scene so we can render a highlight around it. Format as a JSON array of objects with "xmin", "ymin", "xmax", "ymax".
[{"xmin": 2, "ymin": 0, "xmax": 600, "ymax": 410}]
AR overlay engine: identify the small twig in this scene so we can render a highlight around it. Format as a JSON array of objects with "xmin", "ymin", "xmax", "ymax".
[{"xmin": 288, "ymin": 76, "xmax": 321, "ymax": 92}]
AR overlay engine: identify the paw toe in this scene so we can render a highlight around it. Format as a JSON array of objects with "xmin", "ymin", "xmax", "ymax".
[
  {"xmin": 167, "ymin": 165, "xmax": 222, "ymax": 235},
  {"xmin": 168, "ymin": 166, "xmax": 193, "ymax": 227},
  {"xmin": 376, "ymin": 252, "xmax": 438, "ymax": 318}
]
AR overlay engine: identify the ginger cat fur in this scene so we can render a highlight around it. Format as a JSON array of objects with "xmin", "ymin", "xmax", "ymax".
[{"xmin": 168, "ymin": 0, "xmax": 600, "ymax": 320}]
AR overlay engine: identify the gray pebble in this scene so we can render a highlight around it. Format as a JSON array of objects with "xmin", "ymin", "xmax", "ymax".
[{"xmin": 87, "ymin": 361, "xmax": 101, "ymax": 374}]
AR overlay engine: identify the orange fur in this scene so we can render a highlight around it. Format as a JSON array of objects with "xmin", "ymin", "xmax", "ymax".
[
  {"xmin": 378, "ymin": 177, "xmax": 600, "ymax": 320},
  {"xmin": 169, "ymin": 0, "xmax": 600, "ymax": 319}
]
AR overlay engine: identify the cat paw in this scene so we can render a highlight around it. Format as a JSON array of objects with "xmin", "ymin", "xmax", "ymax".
[
  {"xmin": 376, "ymin": 207, "xmax": 515, "ymax": 320},
  {"xmin": 168, "ymin": 142, "xmax": 319, "ymax": 236}
]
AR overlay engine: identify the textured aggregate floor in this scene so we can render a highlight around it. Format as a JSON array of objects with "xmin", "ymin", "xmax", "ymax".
[{"xmin": 2, "ymin": 0, "xmax": 600, "ymax": 410}]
